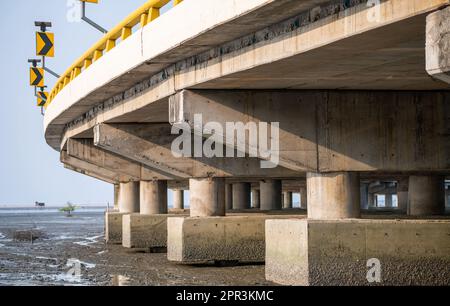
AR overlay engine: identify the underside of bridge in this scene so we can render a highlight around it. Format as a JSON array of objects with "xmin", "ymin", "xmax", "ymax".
[{"xmin": 44, "ymin": 0, "xmax": 450, "ymax": 285}]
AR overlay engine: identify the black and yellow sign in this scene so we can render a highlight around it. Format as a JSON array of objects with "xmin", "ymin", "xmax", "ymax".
[
  {"xmin": 37, "ymin": 91, "xmax": 48, "ymax": 107},
  {"xmin": 36, "ymin": 32, "xmax": 54, "ymax": 57},
  {"xmin": 30, "ymin": 67, "xmax": 44, "ymax": 87}
]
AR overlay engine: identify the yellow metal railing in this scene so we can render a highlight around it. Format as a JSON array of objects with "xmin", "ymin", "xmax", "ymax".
[{"xmin": 45, "ymin": 0, "xmax": 183, "ymax": 107}]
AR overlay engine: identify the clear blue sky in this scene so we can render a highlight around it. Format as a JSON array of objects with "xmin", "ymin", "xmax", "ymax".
[{"xmin": 0, "ymin": 0, "xmax": 177, "ymax": 206}]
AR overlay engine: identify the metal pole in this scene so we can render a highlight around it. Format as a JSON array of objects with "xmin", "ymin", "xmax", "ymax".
[
  {"xmin": 81, "ymin": 2, "xmax": 107, "ymax": 34},
  {"xmin": 42, "ymin": 56, "xmax": 60, "ymax": 78}
]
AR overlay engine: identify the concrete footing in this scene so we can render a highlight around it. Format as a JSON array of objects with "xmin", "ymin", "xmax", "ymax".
[
  {"xmin": 266, "ymin": 219, "xmax": 450, "ymax": 286},
  {"xmin": 167, "ymin": 215, "xmax": 301, "ymax": 264},
  {"xmin": 105, "ymin": 211, "xmax": 128, "ymax": 244},
  {"xmin": 122, "ymin": 213, "xmax": 183, "ymax": 250}
]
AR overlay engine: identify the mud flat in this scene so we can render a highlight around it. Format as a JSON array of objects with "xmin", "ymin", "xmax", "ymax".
[{"xmin": 0, "ymin": 207, "xmax": 269, "ymax": 286}]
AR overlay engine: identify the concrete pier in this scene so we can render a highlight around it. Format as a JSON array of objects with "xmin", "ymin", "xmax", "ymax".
[
  {"xmin": 408, "ymin": 175, "xmax": 445, "ymax": 216},
  {"xmin": 105, "ymin": 181, "xmax": 139, "ymax": 244},
  {"xmin": 190, "ymin": 178, "xmax": 225, "ymax": 217},
  {"xmin": 252, "ymin": 189, "xmax": 260, "ymax": 209},
  {"xmin": 225, "ymin": 184, "xmax": 233, "ymax": 211},
  {"xmin": 113, "ymin": 184, "xmax": 120, "ymax": 211},
  {"xmin": 300, "ymin": 186, "xmax": 307, "ymax": 209},
  {"xmin": 307, "ymin": 172, "xmax": 361, "ymax": 219},
  {"xmin": 397, "ymin": 178, "xmax": 408, "ymax": 212},
  {"xmin": 119, "ymin": 182, "xmax": 140, "ymax": 213},
  {"xmin": 260, "ymin": 180, "xmax": 282, "ymax": 211},
  {"xmin": 140, "ymin": 180, "xmax": 168, "ymax": 215},
  {"xmin": 173, "ymin": 189, "xmax": 184, "ymax": 210},
  {"xmin": 232, "ymin": 183, "xmax": 251, "ymax": 210},
  {"xmin": 283, "ymin": 192, "xmax": 293, "ymax": 209}
]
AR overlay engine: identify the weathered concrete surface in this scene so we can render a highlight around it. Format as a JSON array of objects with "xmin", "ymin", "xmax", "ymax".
[
  {"xmin": 426, "ymin": 6, "xmax": 450, "ymax": 84},
  {"xmin": 173, "ymin": 189, "xmax": 184, "ymax": 210},
  {"xmin": 225, "ymin": 184, "xmax": 233, "ymax": 211},
  {"xmin": 283, "ymin": 192, "xmax": 293, "ymax": 209},
  {"xmin": 300, "ymin": 186, "xmax": 307, "ymax": 209},
  {"xmin": 260, "ymin": 180, "xmax": 282, "ymax": 211},
  {"xmin": 140, "ymin": 180, "xmax": 168, "ymax": 215},
  {"xmin": 266, "ymin": 219, "xmax": 450, "ymax": 286},
  {"xmin": 252, "ymin": 189, "xmax": 261, "ymax": 209},
  {"xmin": 52, "ymin": 0, "xmax": 450, "ymax": 152},
  {"xmin": 397, "ymin": 178, "xmax": 409, "ymax": 212},
  {"xmin": 307, "ymin": 172, "xmax": 361, "ymax": 219},
  {"xmin": 67, "ymin": 138, "xmax": 172, "ymax": 181},
  {"xmin": 171, "ymin": 90, "xmax": 450, "ymax": 172},
  {"xmin": 122, "ymin": 213, "xmax": 186, "ymax": 249},
  {"xmin": 105, "ymin": 212, "xmax": 128, "ymax": 244},
  {"xmin": 118, "ymin": 182, "xmax": 140, "ymax": 213},
  {"xmin": 408, "ymin": 175, "xmax": 445, "ymax": 216},
  {"xmin": 232, "ymin": 183, "xmax": 251, "ymax": 210},
  {"xmin": 190, "ymin": 178, "xmax": 225, "ymax": 217},
  {"xmin": 168, "ymin": 214, "xmax": 305, "ymax": 264},
  {"xmin": 94, "ymin": 123, "xmax": 299, "ymax": 178}
]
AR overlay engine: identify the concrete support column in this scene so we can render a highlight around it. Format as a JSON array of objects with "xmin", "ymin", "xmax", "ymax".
[
  {"xmin": 190, "ymin": 178, "xmax": 225, "ymax": 217},
  {"xmin": 408, "ymin": 175, "xmax": 445, "ymax": 216},
  {"xmin": 385, "ymin": 194, "xmax": 393, "ymax": 208},
  {"xmin": 173, "ymin": 189, "xmax": 184, "ymax": 210},
  {"xmin": 140, "ymin": 180, "xmax": 168, "ymax": 215},
  {"xmin": 113, "ymin": 184, "xmax": 120, "ymax": 211},
  {"xmin": 118, "ymin": 182, "xmax": 140, "ymax": 213},
  {"xmin": 283, "ymin": 192, "xmax": 293, "ymax": 209},
  {"xmin": 368, "ymin": 193, "xmax": 375, "ymax": 208},
  {"xmin": 232, "ymin": 183, "xmax": 251, "ymax": 210},
  {"xmin": 397, "ymin": 178, "xmax": 408, "ymax": 212},
  {"xmin": 446, "ymin": 187, "xmax": 449, "ymax": 208},
  {"xmin": 252, "ymin": 189, "xmax": 260, "ymax": 209},
  {"xmin": 300, "ymin": 186, "xmax": 307, "ymax": 209},
  {"xmin": 360, "ymin": 183, "xmax": 369, "ymax": 210},
  {"xmin": 225, "ymin": 184, "xmax": 233, "ymax": 211},
  {"xmin": 260, "ymin": 179, "xmax": 282, "ymax": 211},
  {"xmin": 307, "ymin": 172, "xmax": 361, "ymax": 220}
]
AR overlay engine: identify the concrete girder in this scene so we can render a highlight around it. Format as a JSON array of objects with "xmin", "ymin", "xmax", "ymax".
[
  {"xmin": 93, "ymin": 123, "xmax": 300, "ymax": 178},
  {"xmin": 67, "ymin": 138, "xmax": 173, "ymax": 181},
  {"xmin": 63, "ymin": 164, "xmax": 116, "ymax": 184},
  {"xmin": 426, "ymin": 6, "xmax": 450, "ymax": 84},
  {"xmin": 61, "ymin": 151, "xmax": 131, "ymax": 183},
  {"xmin": 170, "ymin": 90, "xmax": 450, "ymax": 173}
]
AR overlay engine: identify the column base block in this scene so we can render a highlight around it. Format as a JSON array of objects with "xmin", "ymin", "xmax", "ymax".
[
  {"xmin": 168, "ymin": 215, "xmax": 301, "ymax": 264},
  {"xmin": 122, "ymin": 214, "xmax": 184, "ymax": 250},
  {"xmin": 266, "ymin": 219, "xmax": 450, "ymax": 286},
  {"xmin": 105, "ymin": 212, "xmax": 128, "ymax": 245}
]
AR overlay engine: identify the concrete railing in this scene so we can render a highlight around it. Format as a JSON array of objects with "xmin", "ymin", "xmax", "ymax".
[{"xmin": 45, "ymin": 0, "xmax": 183, "ymax": 107}]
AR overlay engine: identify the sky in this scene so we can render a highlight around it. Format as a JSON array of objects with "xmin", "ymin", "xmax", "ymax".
[{"xmin": 0, "ymin": 0, "xmax": 178, "ymax": 207}]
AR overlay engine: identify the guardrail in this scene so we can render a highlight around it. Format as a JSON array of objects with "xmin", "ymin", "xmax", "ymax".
[{"xmin": 45, "ymin": 0, "xmax": 183, "ymax": 107}]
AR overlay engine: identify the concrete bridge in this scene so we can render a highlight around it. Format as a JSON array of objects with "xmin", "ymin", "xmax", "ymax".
[{"xmin": 43, "ymin": 0, "xmax": 450, "ymax": 285}]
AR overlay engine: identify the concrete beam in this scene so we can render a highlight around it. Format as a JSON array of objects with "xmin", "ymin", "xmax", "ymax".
[
  {"xmin": 171, "ymin": 90, "xmax": 450, "ymax": 172},
  {"xmin": 61, "ymin": 151, "xmax": 132, "ymax": 183},
  {"xmin": 94, "ymin": 123, "xmax": 300, "ymax": 178},
  {"xmin": 63, "ymin": 164, "xmax": 115, "ymax": 184},
  {"xmin": 67, "ymin": 138, "xmax": 172, "ymax": 181},
  {"xmin": 426, "ymin": 6, "xmax": 450, "ymax": 84}
]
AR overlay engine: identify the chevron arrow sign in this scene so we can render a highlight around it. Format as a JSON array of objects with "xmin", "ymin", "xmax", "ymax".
[
  {"xmin": 37, "ymin": 91, "xmax": 48, "ymax": 107},
  {"xmin": 36, "ymin": 32, "xmax": 54, "ymax": 57},
  {"xmin": 30, "ymin": 67, "xmax": 44, "ymax": 87}
]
